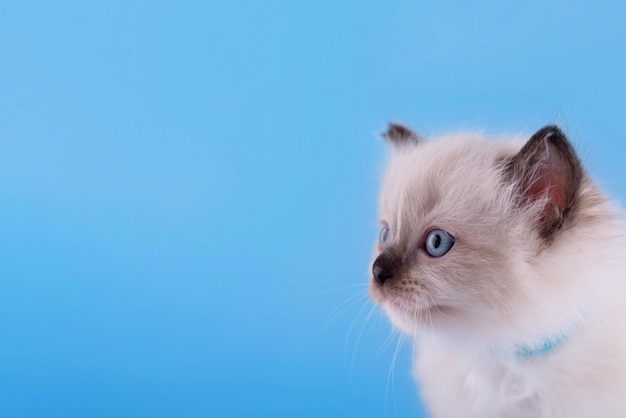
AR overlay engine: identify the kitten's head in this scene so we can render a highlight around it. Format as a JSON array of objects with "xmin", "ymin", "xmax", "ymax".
[{"xmin": 370, "ymin": 124, "xmax": 585, "ymax": 337}]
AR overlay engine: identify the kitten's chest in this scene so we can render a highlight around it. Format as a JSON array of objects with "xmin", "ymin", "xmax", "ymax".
[{"xmin": 414, "ymin": 342, "xmax": 555, "ymax": 418}]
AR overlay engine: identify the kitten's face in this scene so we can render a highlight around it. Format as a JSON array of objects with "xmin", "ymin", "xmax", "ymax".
[{"xmin": 369, "ymin": 125, "xmax": 582, "ymax": 335}]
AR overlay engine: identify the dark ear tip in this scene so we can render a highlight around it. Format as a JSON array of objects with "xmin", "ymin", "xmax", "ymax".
[
  {"xmin": 382, "ymin": 122, "xmax": 421, "ymax": 145},
  {"xmin": 531, "ymin": 125, "xmax": 577, "ymax": 155},
  {"xmin": 539, "ymin": 124, "xmax": 562, "ymax": 133},
  {"xmin": 534, "ymin": 125, "xmax": 568, "ymax": 143},
  {"xmin": 511, "ymin": 123, "xmax": 584, "ymax": 240}
]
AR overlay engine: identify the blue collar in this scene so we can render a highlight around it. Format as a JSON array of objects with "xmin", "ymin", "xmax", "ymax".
[{"xmin": 514, "ymin": 333, "xmax": 567, "ymax": 358}]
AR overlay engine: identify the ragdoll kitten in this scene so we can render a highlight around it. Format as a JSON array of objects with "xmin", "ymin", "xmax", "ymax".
[{"xmin": 369, "ymin": 124, "xmax": 626, "ymax": 418}]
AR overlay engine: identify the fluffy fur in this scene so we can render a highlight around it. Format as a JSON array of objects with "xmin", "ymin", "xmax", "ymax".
[{"xmin": 369, "ymin": 124, "xmax": 626, "ymax": 417}]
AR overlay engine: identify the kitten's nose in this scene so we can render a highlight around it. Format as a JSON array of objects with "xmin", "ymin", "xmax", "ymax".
[{"xmin": 372, "ymin": 259, "xmax": 393, "ymax": 286}]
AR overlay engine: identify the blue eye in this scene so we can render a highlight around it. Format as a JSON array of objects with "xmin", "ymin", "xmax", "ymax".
[
  {"xmin": 424, "ymin": 229, "xmax": 455, "ymax": 257},
  {"xmin": 379, "ymin": 225, "xmax": 390, "ymax": 248}
]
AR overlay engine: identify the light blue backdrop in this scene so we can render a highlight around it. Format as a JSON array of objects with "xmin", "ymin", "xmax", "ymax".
[{"xmin": 1, "ymin": 1, "xmax": 625, "ymax": 417}]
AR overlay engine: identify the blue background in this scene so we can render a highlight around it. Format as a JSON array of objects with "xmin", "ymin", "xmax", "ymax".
[{"xmin": 1, "ymin": 1, "xmax": 625, "ymax": 417}]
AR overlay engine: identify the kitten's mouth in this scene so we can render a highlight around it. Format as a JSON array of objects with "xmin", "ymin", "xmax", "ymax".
[
  {"xmin": 369, "ymin": 278, "xmax": 453, "ymax": 326},
  {"xmin": 380, "ymin": 298, "xmax": 453, "ymax": 332},
  {"xmin": 386, "ymin": 299, "xmax": 448, "ymax": 316}
]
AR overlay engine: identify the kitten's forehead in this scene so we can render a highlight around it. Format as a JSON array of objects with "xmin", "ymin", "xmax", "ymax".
[{"xmin": 380, "ymin": 133, "xmax": 523, "ymax": 233}]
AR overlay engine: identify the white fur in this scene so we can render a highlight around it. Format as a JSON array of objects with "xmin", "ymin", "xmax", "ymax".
[{"xmin": 371, "ymin": 130, "xmax": 626, "ymax": 417}]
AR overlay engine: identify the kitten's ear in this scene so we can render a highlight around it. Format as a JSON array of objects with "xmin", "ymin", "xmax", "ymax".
[
  {"xmin": 383, "ymin": 123, "xmax": 421, "ymax": 147},
  {"xmin": 506, "ymin": 125, "xmax": 583, "ymax": 238}
]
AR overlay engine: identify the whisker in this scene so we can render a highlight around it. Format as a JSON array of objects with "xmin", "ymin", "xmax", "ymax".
[
  {"xmin": 349, "ymin": 302, "xmax": 378, "ymax": 373},
  {"xmin": 300, "ymin": 289, "xmax": 368, "ymax": 349},
  {"xmin": 344, "ymin": 297, "xmax": 373, "ymax": 355},
  {"xmin": 328, "ymin": 288, "xmax": 369, "ymax": 319},
  {"xmin": 423, "ymin": 290, "xmax": 437, "ymax": 335},
  {"xmin": 385, "ymin": 334, "xmax": 405, "ymax": 418}
]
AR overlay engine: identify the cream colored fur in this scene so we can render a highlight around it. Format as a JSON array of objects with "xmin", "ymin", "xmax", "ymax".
[{"xmin": 370, "ymin": 130, "xmax": 626, "ymax": 417}]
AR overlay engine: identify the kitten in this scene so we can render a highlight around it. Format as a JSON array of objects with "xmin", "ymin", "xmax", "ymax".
[{"xmin": 369, "ymin": 124, "xmax": 626, "ymax": 418}]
